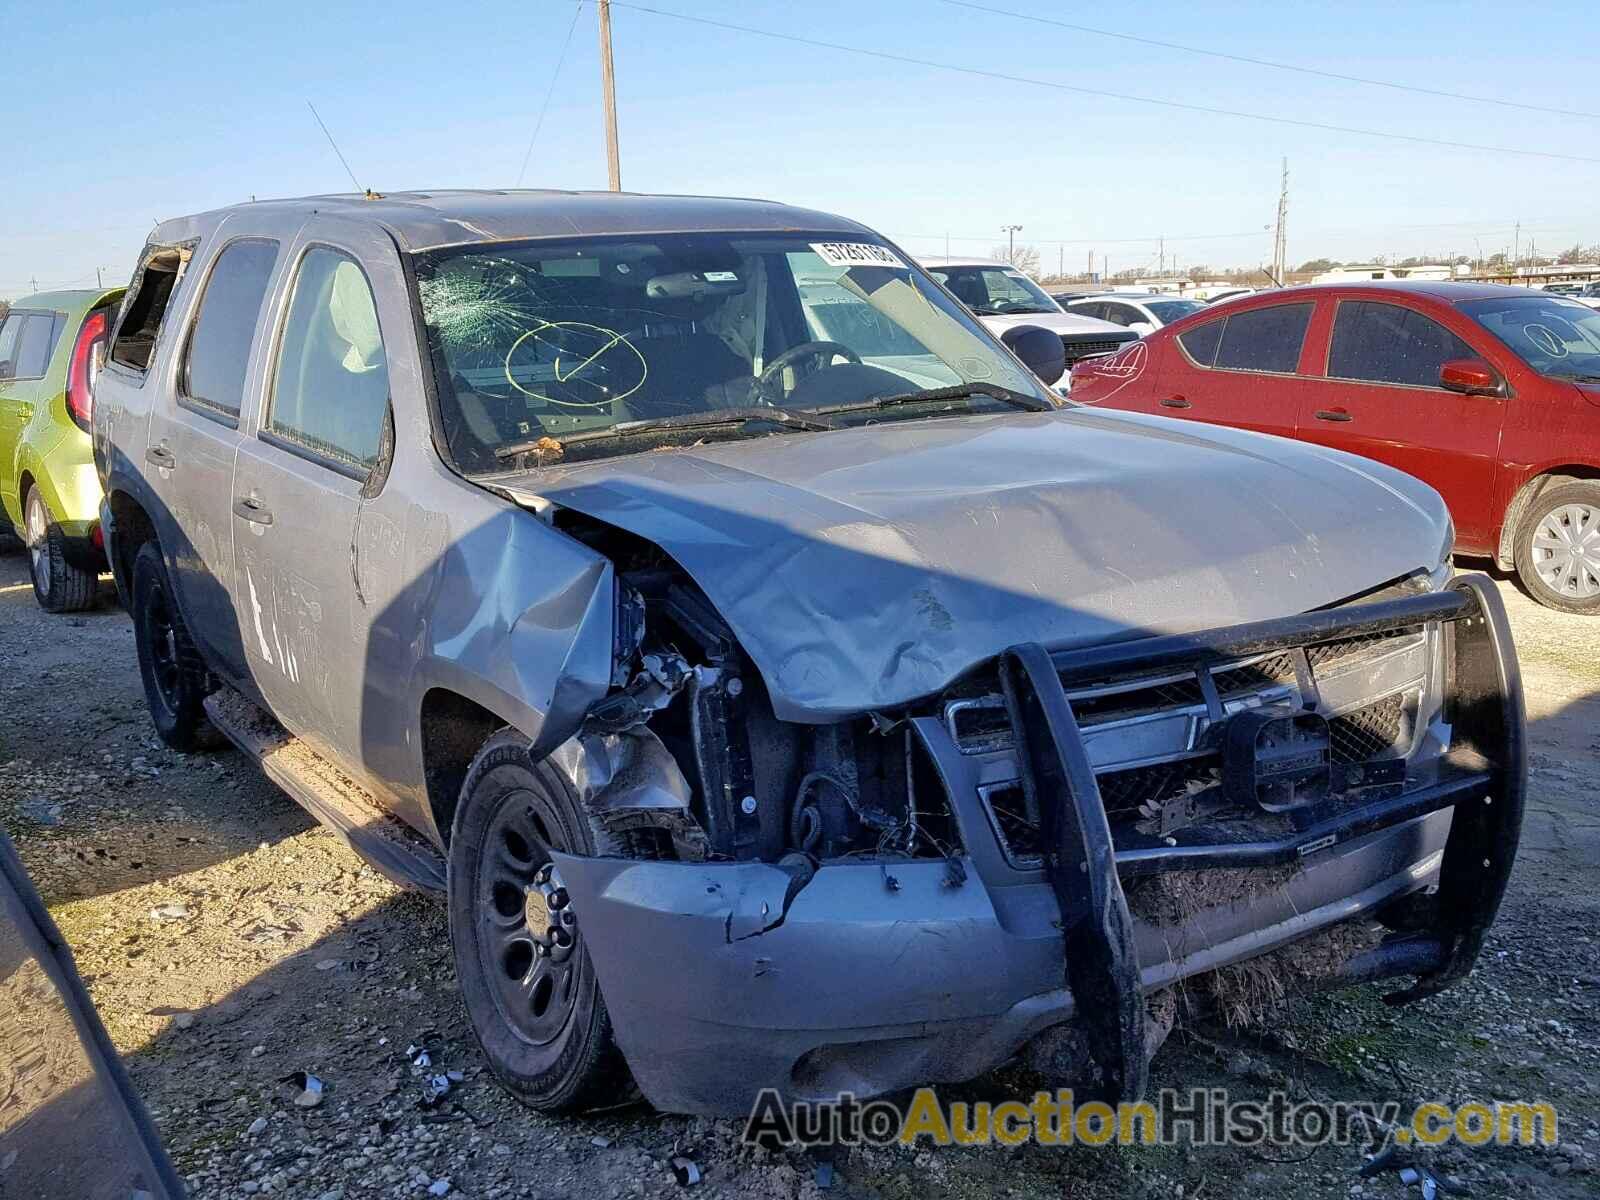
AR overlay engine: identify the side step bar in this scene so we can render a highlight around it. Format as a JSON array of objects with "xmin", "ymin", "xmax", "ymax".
[{"xmin": 204, "ymin": 689, "xmax": 447, "ymax": 893}]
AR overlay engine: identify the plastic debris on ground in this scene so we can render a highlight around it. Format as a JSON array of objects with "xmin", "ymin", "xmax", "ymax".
[
  {"xmin": 670, "ymin": 1156, "xmax": 702, "ymax": 1187},
  {"xmin": 279, "ymin": 1070, "xmax": 325, "ymax": 1108}
]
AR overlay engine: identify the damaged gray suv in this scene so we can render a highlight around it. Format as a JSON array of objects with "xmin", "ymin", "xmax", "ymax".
[{"xmin": 94, "ymin": 190, "xmax": 1526, "ymax": 1117}]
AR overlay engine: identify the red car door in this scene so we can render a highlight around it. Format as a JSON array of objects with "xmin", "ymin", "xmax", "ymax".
[
  {"xmin": 1146, "ymin": 299, "xmax": 1321, "ymax": 439},
  {"xmin": 1293, "ymin": 296, "xmax": 1509, "ymax": 552}
]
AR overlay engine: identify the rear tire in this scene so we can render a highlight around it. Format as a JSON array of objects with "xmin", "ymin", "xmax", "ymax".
[
  {"xmin": 24, "ymin": 487, "xmax": 97, "ymax": 613},
  {"xmin": 1513, "ymin": 481, "xmax": 1600, "ymax": 614},
  {"xmin": 130, "ymin": 543, "xmax": 216, "ymax": 750},
  {"xmin": 448, "ymin": 729, "xmax": 639, "ymax": 1113}
]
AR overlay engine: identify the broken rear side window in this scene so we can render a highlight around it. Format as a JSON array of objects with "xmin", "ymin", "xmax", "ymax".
[{"xmin": 111, "ymin": 244, "xmax": 189, "ymax": 372}]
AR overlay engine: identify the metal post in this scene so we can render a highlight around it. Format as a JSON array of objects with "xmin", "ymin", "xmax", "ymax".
[{"xmin": 599, "ymin": 0, "xmax": 622, "ymax": 192}]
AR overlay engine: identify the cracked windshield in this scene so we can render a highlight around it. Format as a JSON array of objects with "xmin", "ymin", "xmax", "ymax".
[{"xmin": 414, "ymin": 234, "xmax": 1045, "ymax": 469}]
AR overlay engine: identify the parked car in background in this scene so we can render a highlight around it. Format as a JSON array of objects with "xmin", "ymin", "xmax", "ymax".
[
  {"xmin": 1070, "ymin": 281, "xmax": 1600, "ymax": 612},
  {"xmin": 917, "ymin": 256, "xmax": 1137, "ymax": 382},
  {"xmin": 1065, "ymin": 291, "xmax": 1207, "ymax": 335},
  {"xmin": 1575, "ymin": 281, "xmax": 1600, "ymax": 310},
  {"xmin": 0, "ymin": 287, "xmax": 122, "ymax": 610},
  {"xmin": 97, "ymin": 190, "xmax": 1521, "ymax": 1120}
]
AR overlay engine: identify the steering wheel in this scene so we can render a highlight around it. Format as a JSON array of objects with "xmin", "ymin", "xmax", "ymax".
[{"xmin": 757, "ymin": 341, "xmax": 860, "ymax": 403}]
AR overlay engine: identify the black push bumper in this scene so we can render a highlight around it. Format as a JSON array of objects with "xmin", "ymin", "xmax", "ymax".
[{"xmin": 998, "ymin": 573, "xmax": 1526, "ymax": 1105}]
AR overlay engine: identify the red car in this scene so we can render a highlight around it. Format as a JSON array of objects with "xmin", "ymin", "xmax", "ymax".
[{"xmin": 1070, "ymin": 281, "xmax": 1600, "ymax": 613}]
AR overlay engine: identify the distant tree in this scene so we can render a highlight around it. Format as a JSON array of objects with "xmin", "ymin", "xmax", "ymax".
[
  {"xmin": 1295, "ymin": 258, "xmax": 1340, "ymax": 273},
  {"xmin": 1556, "ymin": 243, "xmax": 1600, "ymax": 264},
  {"xmin": 1486, "ymin": 252, "xmax": 1509, "ymax": 267},
  {"xmin": 991, "ymin": 243, "xmax": 1042, "ymax": 276}
]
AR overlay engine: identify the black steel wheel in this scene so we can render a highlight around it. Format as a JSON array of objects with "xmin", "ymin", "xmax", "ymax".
[
  {"xmin": 448, "ymin": 729, "xmax": 638, "ymax": 1112},
  {"xmin": 129, "ymin": 543, "xmax": 214, "ymax": 750}
]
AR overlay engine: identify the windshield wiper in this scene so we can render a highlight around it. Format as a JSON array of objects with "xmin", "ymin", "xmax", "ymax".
[
  {"xmin": 813, "ymin": 382, "xmax": 1054, "ymax": 418},
  {"xmin": 492, "ymin": 406, "xmax": 835, "ymax": 461}
]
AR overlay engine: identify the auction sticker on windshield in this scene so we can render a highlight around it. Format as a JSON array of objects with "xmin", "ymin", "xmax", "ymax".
[{"xmin": 810, "ymin": 242, "xmax": 906, "ymax": 269}]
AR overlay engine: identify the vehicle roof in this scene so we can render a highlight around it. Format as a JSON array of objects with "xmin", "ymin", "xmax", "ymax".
[
  {"xmin": 3, "ymin": 287, "xmax": 122, "ymax": 313},
  {"xmin": 1070, "ymin": 292, "xmax": 1176, "ymax": 302},
  {"xmin": 1225, "ymin": 280, "xmax": 1546, "ymax": 305},
  {"xmin": 148, "ymin": 189, "xmax": 873, "ymax": 253},
  {"xmin": 916, "ymin": 255, "xmax": 1014, "ymax": 270}
]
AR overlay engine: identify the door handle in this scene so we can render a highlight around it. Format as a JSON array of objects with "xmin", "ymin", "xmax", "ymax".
[
  {"xmin": 146, "ymin": 445, "xmax": 176, "ymax": 468},
  {"xmin": 1158, "ymin": 396, "xmax": 1191, "ymax": 409},
  {"xmin": 233, "ymin": 496, "xmax": 274, "ymax": 526},
  {"xmin": 1314, "ymin": 409, "xmax": 1353, "ymax": 423}
]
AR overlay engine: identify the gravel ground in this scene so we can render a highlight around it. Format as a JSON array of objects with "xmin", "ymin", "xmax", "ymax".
[{"xmin": 1, "ymin": 552, "xmax": 1596, "ymax": 1200}]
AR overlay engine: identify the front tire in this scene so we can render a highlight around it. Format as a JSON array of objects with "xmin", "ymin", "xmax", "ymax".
[
  {"xmin": 1513, "ymin": 481, "xmax": 1600, "ymax": 614},
  {"xmin": 24, "ymin": 486, "xmax": 97, "ymax": 613},
  {"xmin": 130, "ymin": 543, "xmax": 216, "ymax": 749},
  {"xmin": 448, "ymin": 729, "xmax": 638, "ymax": 1113}
]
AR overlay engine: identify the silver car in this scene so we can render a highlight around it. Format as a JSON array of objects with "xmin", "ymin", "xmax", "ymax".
[{"xmin": 95, "ymin": 190, "xmax": 1524, "ymax": 1118}]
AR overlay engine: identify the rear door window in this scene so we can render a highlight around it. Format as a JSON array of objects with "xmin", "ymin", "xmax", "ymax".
[
  {"xmin": 181, "ymin": 239, "xmax": 279, "ymax": 420},
  {"xmin": 1213, "ymin": 303, "xmax": 1314, "ymax": 373},
  {"xmin": 266, "ymin": 247, "xmax": 390, "ymax": 473},
  {"xmin": 0, "ymin": 311, "xmax": 64, "ymax": 381},
  {"xmin": 1328, "ymin": 300, "xmax": 1478, "ymax": 388}
]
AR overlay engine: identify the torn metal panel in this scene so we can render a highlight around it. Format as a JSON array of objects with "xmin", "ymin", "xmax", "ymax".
[{"xmin": 494, "ymin": 407, "xmax": 1451, "ymax": 722}]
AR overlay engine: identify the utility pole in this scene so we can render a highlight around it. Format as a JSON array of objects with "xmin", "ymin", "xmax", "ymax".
[
  {"xmin": 1158, "ymin": 236, "xmax": 1165, "ymax": 275},
  {"xmin": 29, "ymin": 276, "xmax": 38, "ymax": 293},
  {"xmin": 1513, "ymin": 221, "xmax": 1521, "ymax": 273},
  {"xmin": 598, "ymin": 0, "xmax": 622, "ymax": 192},
  {"xmin": 1001, "ymin": 224, "xmax": 1022, "ymax": 264},
  {"xmin": 945, "ymin": 231, "xmax": 950, "ymax": 258},
  {"xmin": 96, "ymin": 266, "xmax": 104, "ymax": 288},
  {"xmin": 1087, "ymin": 249, "xmax": 1094, "ymax": 280},
  {"xmin": 1270, "ymin": 157, "xmax": 1289, "ymax": 287}
]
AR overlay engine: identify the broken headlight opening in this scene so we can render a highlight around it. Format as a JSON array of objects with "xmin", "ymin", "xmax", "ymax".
[{"xmin": 551, "ymin": 511, "xmax": 964, "ymax": 868}]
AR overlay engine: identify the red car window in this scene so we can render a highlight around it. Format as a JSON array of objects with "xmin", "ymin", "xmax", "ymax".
[
  {"xmin": 1178, "ymin": 318, "xmax": 1223, "ymax": 366},
  {"xmin": 1328, "ymin": 301, "xmax": 1475, "ymax": 388},
  {"xmin": 1213, "ymin": 303, "xmax": 1313, "ymax": 373}
]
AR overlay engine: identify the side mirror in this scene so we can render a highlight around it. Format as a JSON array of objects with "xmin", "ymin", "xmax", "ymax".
[
  {"xmin": 1439, "ymin": 358, "xmax": 1502, "ymax": 396},
  {"xmin": 1000, "ymin": 324, "xmax": 1066, "ymax": 385}
]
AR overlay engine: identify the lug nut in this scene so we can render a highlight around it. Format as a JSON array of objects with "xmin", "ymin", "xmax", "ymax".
[
  {"xmin": 560, "ymin": 909, "xmax": 576, "ymax": 927},
  {"xmin": 549, "ymin": 887, "xmax": 568, "ymax": 910}
]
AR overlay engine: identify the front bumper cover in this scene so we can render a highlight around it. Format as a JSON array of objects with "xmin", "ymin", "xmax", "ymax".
[{"xmin": 553, "ymin": 573, "xmax": 1525, "ymax": 1116}]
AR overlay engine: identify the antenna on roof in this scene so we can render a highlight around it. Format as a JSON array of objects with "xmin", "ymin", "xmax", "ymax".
[{"xmin": 307, "ymin": 101, "xmax": 366, "ymax": 195}]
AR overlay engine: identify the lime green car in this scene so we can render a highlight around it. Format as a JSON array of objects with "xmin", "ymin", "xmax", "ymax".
[{"xmin": 0, "ymin": 287, "xmax": 124, "ymax": 611}]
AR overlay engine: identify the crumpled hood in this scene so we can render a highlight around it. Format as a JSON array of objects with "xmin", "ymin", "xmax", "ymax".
[
  {"xmin": 978, "ymin": 310, "xmax": 1131, "ymax": 337},
  {"xmin": 496, "ymin": 408, "xmax": 1449, "ymax": 722}
]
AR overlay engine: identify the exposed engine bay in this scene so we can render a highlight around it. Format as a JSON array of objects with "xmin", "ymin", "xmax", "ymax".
[{"xmin": 549, "ymin": 509, "xmax": 961, "ymax": 866}]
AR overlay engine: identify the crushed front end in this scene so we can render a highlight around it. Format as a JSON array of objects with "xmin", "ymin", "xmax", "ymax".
[{"xmin": 550, "ymin": 571, "xmax": 1525, "ymax": 1116}]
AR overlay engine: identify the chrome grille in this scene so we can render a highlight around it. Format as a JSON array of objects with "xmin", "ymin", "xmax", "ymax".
[{"xmin": 1061, "ymin": 337, "xmax": 1133, "ymax": 362}]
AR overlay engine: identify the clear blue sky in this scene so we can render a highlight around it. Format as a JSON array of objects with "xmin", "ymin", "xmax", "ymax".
[{"xmin": 4, "ymin": 0, "xmax": 1596, "ymax": 299}]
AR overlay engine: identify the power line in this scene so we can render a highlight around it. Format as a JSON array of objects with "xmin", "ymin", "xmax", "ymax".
[
  {"xmin": 517, "ymin": 1, "xmax": 587, "ymax": 186},
  {"xmin": 607, "ymin": 2, "xmax": 1600, "ymax": 166},
  {"xmin": 940, "ymin": 0, "xmax": 1600, "ymax": 122}
]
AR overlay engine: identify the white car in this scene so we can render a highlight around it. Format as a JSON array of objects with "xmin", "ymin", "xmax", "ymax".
[
  {"xmin": 917, "ymin": 257, "xmax": 1137, "ymax": 384},
  {"xmin": 1064, "ymin": 292, "xmax": 1208, "ymax": 336}
]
